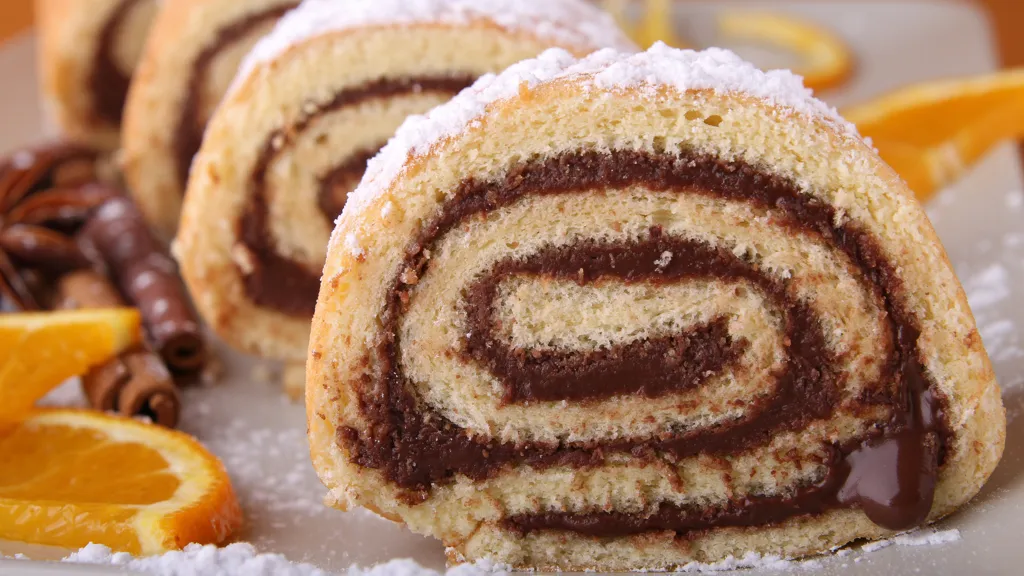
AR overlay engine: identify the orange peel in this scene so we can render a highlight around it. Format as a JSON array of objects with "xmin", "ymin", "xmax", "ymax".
[
  {"xmin": 717, "ymin": 12, "xmax": 853, "ymax": 92},
  {"xmin": 844, "ymin": 69, "xmax": 1024, "ymax": 202}
]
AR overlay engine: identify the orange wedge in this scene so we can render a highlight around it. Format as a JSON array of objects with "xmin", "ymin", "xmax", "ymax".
[
  {"xmin": 0, "ymin": 409, "xmax": 241, "ymax": 554},
  {"xmin": 844, "ymin": 69, "xmax": 1024, "ymax": 202},
  {"xmin": 0, "ymin": 309, "xmax": 142, "ymax": 422},
  {"xmin": 718, "ymin": 12, "xmax": 853, "ymax": 92}
]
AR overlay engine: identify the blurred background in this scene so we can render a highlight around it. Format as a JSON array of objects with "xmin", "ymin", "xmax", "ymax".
[
  {"xmin": 4, "ymin": 0, "xmax": 1023, "ymax": 192},
  {"xmin": 4, "ymin": 0, "xmax": 1022, "ymax": 65},
  {"xmin": 3, "ymin": 0, "xmax": 1022, "ymax": 147}
]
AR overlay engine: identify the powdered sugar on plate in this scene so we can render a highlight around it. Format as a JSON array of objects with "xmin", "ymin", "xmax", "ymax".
[
  {"xmin": 236, "ymin": 0, "xmax": 635, "ymax": 90},
  {"xmin": 351, "ymin": 558, "xmax": 509, "ymax": 576},
  {"xmin": 956, "ymin": 241, "xmax": 1024, "ymax": 370},
  {"xmin": 961, "ymin": 261, "xmax": 1022, "ymax": 364},
  {"xmin": 36, "ymin": 378, "xmax": 89, "ymax": 408},
  {"xmin": 931, "ymin": 181, "xmax": 1024, "ymax": 426},
  {"xmin": 58, "ymin": 544, "xmax": 509, "ymax": 576},
  {"xmin": 650, "ymin": 552, "xmax": 822, "ymax": 573},
  {"xmin": 64, "ymin": 543, "xmax": 328, "ymax": 576},
  {"xmin": 860, "ymin": 529, "xmax": 962, "ymax": 553},
  {"xmin": 963, "ymin": 263, "xmax": 1011, "ymax": 309},
  {"xmin": 178, "ymin": 387, "xmax": 329, "ymax": 523},
  {"xmin": 341, "ymin": 43, "xmax": 857, "ymax": 244}
]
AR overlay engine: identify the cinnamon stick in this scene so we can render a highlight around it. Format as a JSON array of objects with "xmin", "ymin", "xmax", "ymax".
[
  {"xmin": 57, "ymin": 270, "xmax": 181, "ymax": 428},
  {"xmin": 81, "ymin": 349, "xmax": 181, "ymax": 428},
  {"xmin": 79, "ymin": 197, "xmax": 207, "ymax": 375}
]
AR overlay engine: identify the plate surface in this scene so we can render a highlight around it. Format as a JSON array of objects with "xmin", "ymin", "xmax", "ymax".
[{"xmin": 2, "ymin": 1, "xmax": 1023, "ymax": 575}]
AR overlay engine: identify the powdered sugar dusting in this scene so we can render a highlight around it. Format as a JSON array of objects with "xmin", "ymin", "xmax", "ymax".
[
  {"xmin": 344, "ymin": 232, "xmax": 365, "ymax": 258},
  {"xmin": 860, "ymin": 540, "xmax": 892, "ymax": 553},
  {"xmin": 64, "ymin": 543, "xmax": 328, "ymax": 575},
  {"xmin": 181, "ymin": 388, "xmax": 329, "ymax": 522},
  {"xmin": 351, "ymin": 558, "xmax": 510, "ymax": 576},
  {"xmin": 891, "ymin": 528, "xmax": 962, "ymax": 546},
  {"xmin": 861, "ymin": 528, "xmax": 961, "ymax": 552},
  {"xmin": 345, "ymin": 43, "xmax": 856, "ymax": 222},
  {"xmin": 37, "ymin": 378, "xmax": 89, "ymax": 408},
  {"xmin": 960, "ymin": 261, "xmax": 1023, "ymax": 367},
  {"xmin": 59, "ymin": 545, "xmax": 509, "ymax": 576},
  {"xmin": 237, "ymin": 0, "xmax": 634, "ymax": 88},
  {"xmin": 963, "ymin": 264, "xmax": 1011, "ymax": 309},
  {"xmin": 644, "ymin": 552, "xmax": 821, "ymax": 572}
]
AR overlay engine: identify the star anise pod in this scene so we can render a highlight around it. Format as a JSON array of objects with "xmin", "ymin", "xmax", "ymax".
[{"xmin": 0, "ymin": 143, "xmax": 120, "ymax": 310}]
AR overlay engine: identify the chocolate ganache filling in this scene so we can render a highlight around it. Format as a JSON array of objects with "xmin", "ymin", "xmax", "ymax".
[
  {"xmin": 91, "ymin": 0, "xmax": 142, "ymax": 125},
  {"xmin": 463, "ymin": 246, "xmax": 749, "ymax": 404},
  {"xmin": 175, "ymin": 3, "xmax": 299, "ymax": 190},
  {"xmin": 318, "ymin": 148, "xmax": 381, "ymax": 225},
  {"xmin": 239, "ymin": 75, "xmax": 476, "ymax": 317},
  {"xmin": 332, "ymin": 148, "xmax": 951, "ymax": 535}
]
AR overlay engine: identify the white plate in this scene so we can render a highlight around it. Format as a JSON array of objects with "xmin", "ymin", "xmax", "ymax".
[{"xmin": 2, "ymin": 1, "xmax": 1023, "ymax": 574}]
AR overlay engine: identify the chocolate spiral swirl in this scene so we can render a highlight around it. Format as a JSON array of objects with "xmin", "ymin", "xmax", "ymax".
[
  {"xmin": 91, "ymin": 0, "xmax": 143, "ymax": 126},
  {"xmin": 337, "ymin": 148, "xmax": 950, "ymax": 536},
  {"xmin": 174, "ymin": 3, "xmax": 299, "ymax": 191},
  {"xmin": 236, "ymin": 76, "xmax": 477, "ymax": 317}
]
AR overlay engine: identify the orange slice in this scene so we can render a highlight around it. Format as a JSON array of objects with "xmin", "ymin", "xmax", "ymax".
[
  {"xmin": 634, "ymin": 0, "xmax": 690, "ymax": 49},
  {"xmin": 603, "ymin": 0, "xmax": 634, "ymax": 42},
  {"xmin": 604, "ymin": 0, "xmax": 689, "ymax": 49},
  {"xmin": 718, "ymin": 12, "xmax": 853, "ymax": 92},
  {"xmin": 0, "ymin": 409, "xmax": 241, "ymax": 554},
  {"xmin": 603, "ymin": 4, "xmax": 850, "ymax": 91},
  {"xmin": 0, "ymin": 309, "xmax": 142, "ymax": 422},
  {"xmin": 844, "ymin": 69, "xmax": 1024, "ymax": 202}
]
